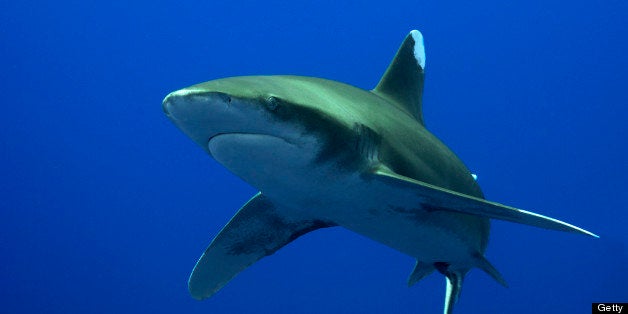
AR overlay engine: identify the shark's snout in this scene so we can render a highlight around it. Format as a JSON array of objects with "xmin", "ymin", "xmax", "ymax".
[
  {"xmin": 162, "ymin": 89, "xmax": 241, "ymax": 149},
  {"xmin": 163, "ymin": 87, "xmax": 294, "ymax": 152},
  {"xmin": 162, "ymin": 89, "xmax": 232, "ymax": 122}
]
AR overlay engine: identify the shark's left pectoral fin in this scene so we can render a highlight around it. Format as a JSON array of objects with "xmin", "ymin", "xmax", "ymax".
[
  {"xmin": 372, "ymin": 167, "xmax": 598, "ymax": 238},
  {"xmin": 188, "ymin": 192, "xmax": 334, "ymax": 300}
]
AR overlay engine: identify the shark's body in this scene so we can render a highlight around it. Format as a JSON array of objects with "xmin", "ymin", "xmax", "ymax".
[{"xmin": 163, "ymin": 30, "xmax": 597, "ymax": 313}]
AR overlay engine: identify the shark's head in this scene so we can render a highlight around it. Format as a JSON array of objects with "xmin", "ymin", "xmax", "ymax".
[{"xmin": 162, "ymin": 76, "xmax": 366, "ymax": 196}]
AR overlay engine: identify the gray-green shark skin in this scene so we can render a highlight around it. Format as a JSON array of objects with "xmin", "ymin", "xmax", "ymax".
[{"xmin": 163, "ymin": 30, "xmax": 597, "ymax": 314}]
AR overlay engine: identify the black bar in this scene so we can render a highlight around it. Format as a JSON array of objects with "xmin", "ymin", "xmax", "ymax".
[{"xmin": 592, "ymin": 303, "xmax": 627, "ymax": 313}]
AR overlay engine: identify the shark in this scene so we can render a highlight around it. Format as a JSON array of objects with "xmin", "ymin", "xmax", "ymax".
[{"xmin": 162, "ymin": 30, "xmax": 598, "ymax": 313}]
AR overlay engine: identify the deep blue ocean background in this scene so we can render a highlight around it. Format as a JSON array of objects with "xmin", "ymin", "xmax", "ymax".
[{"xmin": 2, "ymin": 0, "xmax": 627, "ymax": 313}]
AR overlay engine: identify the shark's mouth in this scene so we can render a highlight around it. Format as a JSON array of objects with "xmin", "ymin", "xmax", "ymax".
[
  {"xmin": 208, "ymin": 131, "xmax": 299, "ymax": 149},
  {"xmin": 207, "ymin": 131, "xmax": 299, "ymax": 152},
  {"xmin": 206, "ymin": 132, "xmax": 313, "ymax": 187}
]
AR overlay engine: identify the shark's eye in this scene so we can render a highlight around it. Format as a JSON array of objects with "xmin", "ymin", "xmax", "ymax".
[
  {"xmin": 214, "ymin": 92, "xmax": 231, "ymax": 105},
  {"xmin": 266, "ymin": 96, "xmax": 280, "ymax": 111}
]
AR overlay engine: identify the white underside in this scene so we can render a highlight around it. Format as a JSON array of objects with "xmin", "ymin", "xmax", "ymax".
[
  {"xmin": 216, "ymin": 149, "xmax": 481, "ymax": 265},
  {"xmin": 208, "ymin": 134, "xmax": 476, "ymax": 266},
  {"xmin": 310, "ymin": 173, "xmax": 477, "ymax": 265}
]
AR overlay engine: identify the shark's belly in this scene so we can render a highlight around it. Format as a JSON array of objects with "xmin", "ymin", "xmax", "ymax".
[
  {"xmin": 333, "ymin": 207, "xmax": 487, "ymax": 263},
  {"xmin": 272, "ymin": 171, "xmax": 489, "ymax": 264}
]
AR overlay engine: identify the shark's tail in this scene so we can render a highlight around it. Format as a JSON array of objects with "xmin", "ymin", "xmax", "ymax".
[
  {"xmin": 429, "ymin": 262, "xmax": 465, "ymax": 314},
  {"xmin": 408, "ymin": 255, "xmax": 507, "ymax": 314}
]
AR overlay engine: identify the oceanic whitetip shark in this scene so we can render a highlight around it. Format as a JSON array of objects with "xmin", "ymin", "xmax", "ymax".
[{"xmin": 163, "ymin": 30, "xmax": 597, "ymax": 313}]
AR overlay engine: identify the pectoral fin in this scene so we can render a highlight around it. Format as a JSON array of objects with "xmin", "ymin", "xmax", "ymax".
[
  {"xmin": 188, "ymin": 192, "xmax": 334, "ymax": 300},
  {"xmin": 372, "ymin": 166, "xmax": 598, "ymax": 238}
]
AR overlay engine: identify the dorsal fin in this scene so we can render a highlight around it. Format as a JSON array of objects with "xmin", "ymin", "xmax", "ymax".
[{"xmin": 372, "ymin": 30, "xmax": 426, "ymax": 125}]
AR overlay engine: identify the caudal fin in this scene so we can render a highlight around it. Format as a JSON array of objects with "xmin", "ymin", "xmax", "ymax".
[
  {"xmin": 433, "ymin": 262, "xmax": 466, "ymax": 314},
  {"xmin": 444, "ymin": 272, "xmax": 463, "ymax": 314},
  {"xmin": 407, "ymin": 257, "xmax": 506, "ymax": 313}
]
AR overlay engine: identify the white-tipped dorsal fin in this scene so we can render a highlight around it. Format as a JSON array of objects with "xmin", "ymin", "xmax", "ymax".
[
  {"xmin": 410, "ymin": 30, "xmax": 426, "ymax": 69},
  {"xmin": 373, "ymin": 30, "xmax": 426, "ymax": 125}
]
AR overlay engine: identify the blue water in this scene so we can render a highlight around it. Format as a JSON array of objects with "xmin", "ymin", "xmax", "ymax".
[{"xmin": 1, "ymin": 0, "xmax": 626, "ymax": 313}]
